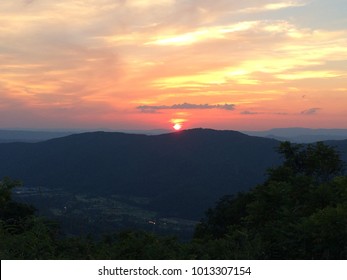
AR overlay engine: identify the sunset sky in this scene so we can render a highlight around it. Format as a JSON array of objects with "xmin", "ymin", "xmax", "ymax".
[{"xmin": 1, "ymin": 0, "xmax": 346, "ymax": 131}]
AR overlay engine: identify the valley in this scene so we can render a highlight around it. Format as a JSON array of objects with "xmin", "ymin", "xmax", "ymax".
[{"xmin": 13, "ymin": 186, "xmax": 197, "ymax": 240}]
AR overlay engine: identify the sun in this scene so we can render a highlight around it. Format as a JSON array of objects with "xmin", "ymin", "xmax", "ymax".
[{"xmin": 173, "ymin": 123, "xmax": 182, "ymax": 131}]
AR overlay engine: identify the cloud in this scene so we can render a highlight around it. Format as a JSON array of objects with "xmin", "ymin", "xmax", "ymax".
[
  {"xmin": 241, "ymin": 110, "xmax": 260, "ymax": 115},
  {"xmin": 23, "ymin": 0, "xmax": 35, "ymax": 4},
  {"xmin": 145, "ymin": 21, "xmax": 258, "ymax": 46},
  {"xmin": 301, "ymin": 108, "xmax": 321, "ymax": 115},
  {"xmin": 137, "ymin": 102, "xmax": 235, "ymax": 113},
  {"xmin": 0, "ymin": 0, "xmax": 346, "ymax": 129},
  {"xmin": 239, "ymin": 1, "xmax": 308, "ymax": 13},
  {"xmin": 277, "ymin": 71, "xmax": 342, "ymax": 80}
]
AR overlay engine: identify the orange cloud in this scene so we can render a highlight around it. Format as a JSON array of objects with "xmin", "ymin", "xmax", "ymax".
[{"xmin": 0, "ymin": 0, "xmax": 346, "ymax": 129}]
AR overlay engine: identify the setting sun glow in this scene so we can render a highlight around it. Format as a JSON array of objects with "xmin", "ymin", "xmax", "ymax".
[
  {"xmin": 173, "ymin": 123, "xmax": 182, "ymax": 131},
  {"xmin": 0, "ymin": 1, "xmax": 346, "ymax": 130}
]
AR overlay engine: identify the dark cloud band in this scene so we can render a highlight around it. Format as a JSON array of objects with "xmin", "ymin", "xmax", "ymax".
[
  {"xmin": 137, "ymin": 102, "xmax": 235, "ymax": 113},
  {"xmin": 301, "ymin": 108, "xmax": 321, "ymax": 115}
]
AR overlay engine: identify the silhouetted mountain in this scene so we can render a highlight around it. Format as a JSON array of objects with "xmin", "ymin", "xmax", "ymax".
[
  {"xmin": 0, "ymin": 129, "xmax": 172, "ymax": 143},
  {"xmin": 0, "ymin": 130, "xmax": 75, "ymax": 143},
  {"xmin": 1, "ymin": 129, "xmax": 285, "ymax": 219},
  {"xmin": 0, "ymin": 129, "xmax": 170, "ymax": 144}
]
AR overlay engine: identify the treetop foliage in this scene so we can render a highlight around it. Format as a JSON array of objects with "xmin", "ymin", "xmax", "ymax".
[
  {"xmin": 268, "ymin": 141, "xmax": 344, "ymax": 183},
  {"xmin": 194, "ymin": 142, "xmax": 347, "ymax": 259}
]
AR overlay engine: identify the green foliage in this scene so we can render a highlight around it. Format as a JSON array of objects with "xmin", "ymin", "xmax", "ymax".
[
  {"xmin": 0, "ymin": 177, "xmax": 59, "ymax": 259},
  {"xmin": 268, "ymin": 141, "xmax": 344, "ymax": 183},
  {"xmin": 194, "ymin": 193, "xmax": 253, "ymax": 239},
  {"xmin": 0, "ymin": 177, "xmax": 185, "ymax": 259},
  {"xmin": 0, "ymin": 177, "xmax": 21, "ymax": 208},
  {"xmin": 193, "ymin": 142, "xmax": 347, "ymax": 259},
  {"xmin": 0, "ymin": 217, "xmax": 58, "ymax": 259},
  {"xmin": 95, "ymin": 231, "xmax": 185, "ymax": 260}
]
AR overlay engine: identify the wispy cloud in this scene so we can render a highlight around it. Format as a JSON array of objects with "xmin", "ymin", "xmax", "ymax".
[
  {"xmin": 0, "ymin": 0, "xmax": 346, "ymax": 129},
  {"xmin": 23, "ymin": 0, "xmax": 35, "ymax": 4},
  {"xmin": 301, "ymin": 108, "xmax": 321, "ymax": 115},
  {"xmin": 264, "ymin": 1, "xmax": 307, "ymax": 11},
  {"xmin": 277, "ymin": 71, "xmax": 342, "ymax": 80},
  {"xmin": 241, "ymin": 111, "xmax": 260, "ymax": 115},
  {"xmin": 145, "ymin": 22, "xmax": 257, "ymax": 46},
  {"xmin": 239, "ymin": 1, "xmax": 308, "ymax": 13},
  {"xmin": 137, "ymin": 103, "xmax": 235, "ymax": 113}
]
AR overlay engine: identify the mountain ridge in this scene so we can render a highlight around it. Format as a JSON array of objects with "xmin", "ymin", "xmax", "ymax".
[
  {"xmin": 0, "ymin": 129, "xmax": 281, "ymax": 219},
  {"xmin": 243, "ymin": 127, "xmax": 347, "ymax": 143},
  {"xmin": 2, "ymin": 128, "xmax": 347, "ymax": 220}
]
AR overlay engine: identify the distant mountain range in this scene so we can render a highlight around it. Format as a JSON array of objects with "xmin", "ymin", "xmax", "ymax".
[
  {"xmin": 0, "ymin": 129, "xmax": 169, "ymax": 143},
  {"xmin": 243, "ymin": 127, "xmax": 347, "ymax": 143},
  {"xmin": 2, "ymin": 127, "xmax": 346, "ymax": 144},
  {"xmin": 0, "ymin": 130, "xmax": 74, "ymax": 143},
  {"xmin": 1, "ymin": 128, "xmax": 347, "ymax": 222}
]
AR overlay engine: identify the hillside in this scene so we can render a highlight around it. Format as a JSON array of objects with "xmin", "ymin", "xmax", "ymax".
[{"xmin": 0, "ymin": 129, "xmax": 281, "ymax": 220}]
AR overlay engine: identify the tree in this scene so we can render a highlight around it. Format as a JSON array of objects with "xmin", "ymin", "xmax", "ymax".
[
  {"xmin": 193, "ymin": 142, "xmax": 347, "ymax": 259},
  {"xmin": 0, "ymin": 177, "xmax": 59, "ymax": 259},
  {"xmin": 268, "ymin": 141, "xmax": 344, "ymax": 183},
  {"xmin": 0, "ymin": 177, "xmax": 21, "ymax": 209},
  {"xmin": 194, "ymin": 193, "xmax": 253, "ymax": 239},
  {"xmin": 0, "ymin": 177, "xmax": 35, "ymax": 231}
]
